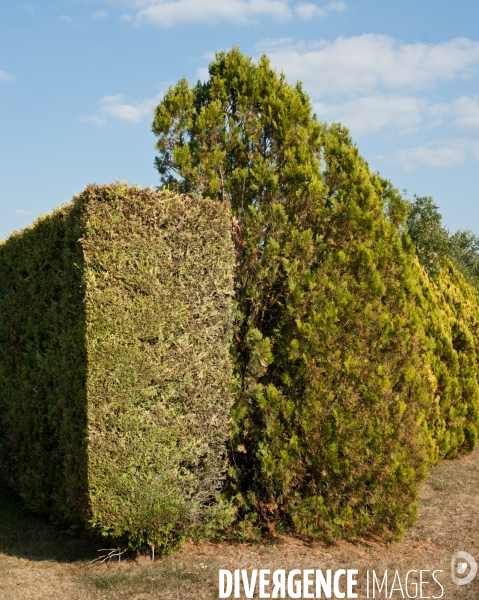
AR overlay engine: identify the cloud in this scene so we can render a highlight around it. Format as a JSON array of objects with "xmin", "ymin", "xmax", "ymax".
[
  {"xmin": 314, "ymin": 95, "xmax": 427, "ymax": 135},
  {"xmin": 311, "ymin": 93, "xmax": 479, "ymax": 137},
  {"xmin": 105, "ymin": 0, "xmax": 349, "ymax": 26},
  {"xmin": 13, "ymin": 209, "xmax": 34, "ymax": 216},
  {"xmin": 257, "ymin": 35, "xmax": 479, "ymax": 97},
  {"xmin": 295, "ymin": 1, "xmax": 346, "ymax": 20},
  {"xmin": 22, "ymin": 4, "xmax": 34, "ymax": 11},
  {"xmin": 82, "ymin": 93, "xmax": 163, "ymax": 125},
  {"xmin": 391, "ymin": 145, "xmax": 465, "ymax": 169},
  {"xmin": 196, "ymin": 66, "xmax": 209, "ymax": 81},
  {"xmin": 429, "ymin": 96, "xmax": 479, "ymax": 132},
  {"xmin": 382, "ymin": 139, "xmax": 479, "ymax": 169},
  {"xmin": 470, "ymin": 141, "xmax": 479, "ymax": 161},
  {"xmin": 133, "ymin": 0, "xmax": 293, "ymax": 27},
  {"xmin": 57, "ymin": 15, "xmax": 73, "ymax": 23},
  {"xmin": 0, "ymin": 71, "xmax": 13, "ymax": 82},
  {"xmin": 90, "ymin": 10, "xmax": 108, "ymax": 19}
]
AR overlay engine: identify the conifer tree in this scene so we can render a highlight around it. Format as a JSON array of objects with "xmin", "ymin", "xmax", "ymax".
[
  {"xmin": 152, "ymin": 48, "xmax": 433, "ymax": 540},
  {"xmin": 448, "ymin": 230, "xmax": 479, "ymax": 289}
]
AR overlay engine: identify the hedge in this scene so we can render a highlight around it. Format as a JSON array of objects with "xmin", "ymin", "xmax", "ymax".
[
  {"xmin": 0, "ymin": 183, "xmax": 234, "ymax": 551},
  {"xmin": 151, "ymin": 46, "xmax": 449, "ymax": 543},
  {"xmin": 226, "ymin": 125, "xmax": 433, "ymax": 542},
  {"xmin": 416, "ymin": 260, "xmax": 479, "ymax": 462}
]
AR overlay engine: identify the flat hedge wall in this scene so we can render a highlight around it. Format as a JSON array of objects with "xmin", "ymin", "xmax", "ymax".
[{"xmin": 0, "ymin": 183, "xmax": 234, "ymax": 550}]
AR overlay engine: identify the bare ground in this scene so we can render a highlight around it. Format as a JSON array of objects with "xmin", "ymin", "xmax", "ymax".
[{"xmin": 1, "ymin": 446, "xmax": 478, "ymax": 599}]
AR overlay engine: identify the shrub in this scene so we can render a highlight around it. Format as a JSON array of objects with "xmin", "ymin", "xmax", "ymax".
[{"xmin": 0, "ymin": 183, "xmax": 234, "ymax": 551}]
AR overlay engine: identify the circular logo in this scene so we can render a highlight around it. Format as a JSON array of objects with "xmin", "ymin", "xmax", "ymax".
[{"xmin": 451, "ymin": 552, "xmax": 477, "ymax": 586}]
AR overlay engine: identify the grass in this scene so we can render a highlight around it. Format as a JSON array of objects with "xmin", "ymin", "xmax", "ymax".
[{"xmin": 1, "ymin": 446, "xmax": 479, "ymax": 598}]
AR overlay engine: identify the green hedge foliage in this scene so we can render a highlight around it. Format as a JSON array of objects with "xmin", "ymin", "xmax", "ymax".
[
  {"xmin": 227, "ymin": 127, "xmax": 433, "ymax": 542},
  {"xmin": 0, "ymin": 183, "xmax": 234, "ymax": 551},
  {"xmin": 416, "ymin": 260, "xmax": 479, "ymax": 462},
  {"xmin": 152, "ymin": 47, "xmax": 436, "ymax": 542},
  {"xmin": 152, "ymin": 47, "xmax": 479, "ymax": 543}
]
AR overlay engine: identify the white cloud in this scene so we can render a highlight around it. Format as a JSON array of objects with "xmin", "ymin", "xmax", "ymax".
[
  {"xmin": 382, "ymin": 139, "xmax": 479, "ymax": 169},
  {"xmin": 57, "ymin": 15, "xmax": 73, "ymax": 23},
  {"xmin": 314, "ymin": 95, "xmax": 427, "ymax": 135},
  {"xmin": 295, "ymin": 1, "xmax": 346, "ymax": 20},
  {"xmin": 258, "ymin": 35, "xmax": 479, "ymax": 97},
  {"xmin": 196, "ymin": 66, "xmax": 209, "ymax": 81},
  {"xmin": 311, "ymin": 94, "xmax": 479, "ymax": 137},
  {"xmin": 14, "ymin": 209, "xmax": 33, "ymax": 216},
  {"xmin": 392, "ymin": 145, "xmax": 465, "ymax": 169},
  {"xmin": 22, "ymin": 4, "xmax": 34, "ymax": 12},
  {"xmin": 0, "ymin": 71, "xmax": 13, "ymax": 82},
  {"xmin": 429, "ymin": 96, "xmax": 479, "ymax": 132},
  {"xmin": 471, "ymin": 141, "xmax": 479, "ymax": 161},
  {"xmin": 201, "ymin": 51, "xmax": 216, "ymax": 61},
  {"xmin": 104, "ymin": 0, "xmax": 349, "ymax": 26},
  {"xmin": 133, "ymin": 0, "xmax": 293, "ymax": 27},
  {"xmin": 82, "ymin": 93, "xmax": 163, "ymax": 125},
  {"xmin": 90, "ymin": 10, "xmax": 108, "ymax": 19}
]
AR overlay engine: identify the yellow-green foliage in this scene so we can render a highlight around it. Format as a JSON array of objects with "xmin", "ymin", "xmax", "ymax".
[
  {"xmin": 0, "ymin": 183, "xmax": 235, "ymax": 550},
  {"xmin": 227, "ymin": 127, "xmax": 433, "ymax": 542},
  {"xmin": 416, "ymin": 260, "xmax": 479, "ymax": 462},
  {"xmin": 151, "ymin": 45, "xmax": 436, "ymax": 542},
  {"xmin": 152, "ymin": 42, "xmax": 479, "ymax": 542}
]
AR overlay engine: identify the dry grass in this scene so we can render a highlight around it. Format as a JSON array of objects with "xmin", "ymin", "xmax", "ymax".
[{"xmin": 1, "ymin": 446, "xmax": 478, "ymax": 599}]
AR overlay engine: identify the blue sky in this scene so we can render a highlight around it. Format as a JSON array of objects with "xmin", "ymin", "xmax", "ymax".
[{"xmin": 1, "ymin": 0, "xmax": 478, "ymax": 240}]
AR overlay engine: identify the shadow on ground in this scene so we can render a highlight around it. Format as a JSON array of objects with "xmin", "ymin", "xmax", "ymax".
[
  {"xmin": 0, "ymin": 447, "xmax": 478, "ymax": 598},
  {"xmin": 0, "ymin": 487, "xmax": 99, "ymax": 563}
]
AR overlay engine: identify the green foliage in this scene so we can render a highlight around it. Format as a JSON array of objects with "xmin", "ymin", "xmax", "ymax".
[
  {"xmin": 0, "ymin": 203, "xmax": 88, "ymax": 524},
  {"xmin": 153, "ymin": 47, "xmax": 433, "ymax": 541},
  {"xmin": 448, "ymin": 230, "xmax": 479, "ymax": 289},
  {"xmin": 234, "ymin": 127, "xmax": 432, "ymax": 541},
  {"xmin": 405, "ymin": 196, "xmax": 479, "ymax": 461},
  {"xmin": 406, "ymin": 196, "xmax": 450, "ymax": 277},
  {"xmin": 407, "ymin": 195, "xmax": 479, "ymax": 290},
  {"xmin": 415, "ymin": 260, "xmax": 479, "ymax": 461},
  {"xmin": 0, "ymin": 183, "xmax": 235, "ymax": 551}
]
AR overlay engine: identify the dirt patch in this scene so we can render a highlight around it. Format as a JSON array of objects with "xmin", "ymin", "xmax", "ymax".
[{"xmin": 1, "ymin": 446, "xmax": 478, "ymax": 599}]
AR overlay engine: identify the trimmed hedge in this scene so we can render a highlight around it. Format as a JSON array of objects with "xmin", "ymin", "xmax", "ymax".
[{"xmin": 0, "ymin": 183, "xmax": 234, "ymax": 550}]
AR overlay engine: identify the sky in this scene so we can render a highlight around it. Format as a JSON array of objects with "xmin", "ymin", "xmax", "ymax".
[{"xmin": 1, "ymin": 0, "xmax": 479, "ymax": 240}]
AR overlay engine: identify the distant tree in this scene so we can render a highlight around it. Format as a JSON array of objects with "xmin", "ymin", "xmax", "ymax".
[
  {"xmin": 406, "ymin": 195, "xmax": 479, "ymax": 289},
  {"xmin": 406, "ymin": 196, "xmax": 450, "ymax": 277},
  {"xmin": 448, "ymin": 229, "xmax": 479, "ymax": 288}
]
